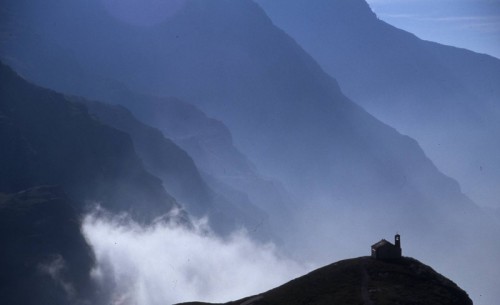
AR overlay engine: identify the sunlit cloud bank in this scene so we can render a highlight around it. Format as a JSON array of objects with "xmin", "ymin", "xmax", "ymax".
[{"xmin": 82, "ymin": 210, "xmax": 310, "ymax": 305}]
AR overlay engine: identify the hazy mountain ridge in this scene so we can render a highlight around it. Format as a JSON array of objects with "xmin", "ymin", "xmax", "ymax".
[
  {"xmin": 0, "ymin": 0, "xmax": 486, "ymax": 268},
  {"xmin": 256, "ymin": 0, "xmax": 500, "ymax": 208},
  {"xmin": 0, "ymin": 62, "xmax": 179, "ymax": 221},
  {"xmin": 0, "ymin": 0, "xmax": 474, "ymax": 217},
  {"xmin": 81, "ymin": 98, "xmax": 272, "ymax": 237},
  {"xmin": 0, "ymin": 0, "xmax": 498, "ymax": 303},
  {"xmin": 179, "ymin": 257, "xmax": 472, "ymax": 305},
  {"xmin": 1, "ymin": 3, "xmax": 297, "ymax": 239},
  {"xmin": 80, "ymin": 99, "xmax": 214, "ymax": 216},
  {"xmin": 101, "ymin": 89, "xmax": 297, "ymax": 239}
]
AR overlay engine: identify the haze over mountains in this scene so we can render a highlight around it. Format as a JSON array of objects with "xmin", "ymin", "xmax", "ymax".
[
  {"xmin": 1, "ymin": 0, "xmax": 499, "ymax": 304},
  {"xmin": 0, "ymin": 0, "xmax": 477, "ymax": 214},
  {"xmin": 256, "ymin": 0, "xmax": 500, "ymax": 208},
  {"xmin": 0, "ymin": 62, "xmax": 179, "ymax": 222},
  {"xmin": 82, "ymin": 98, "xmax": 272, "ymax": 237}
]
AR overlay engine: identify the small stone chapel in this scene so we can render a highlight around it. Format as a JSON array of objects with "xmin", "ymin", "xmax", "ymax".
[{"xmin": 371, "ymin": 234, "xmax": 402, "ymax": 260}]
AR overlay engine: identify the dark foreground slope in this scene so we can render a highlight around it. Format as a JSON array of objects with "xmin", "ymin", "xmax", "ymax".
[
  {"xmin": 0, "ymin": 186, "xmax": 99, "ymax": 305},
  {"xmin": 180, "ymin": 257, "xmax": 472, "ymax": 305}
]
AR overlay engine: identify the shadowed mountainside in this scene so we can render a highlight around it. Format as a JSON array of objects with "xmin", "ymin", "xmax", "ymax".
[
  {"xmin": 82, "ymin": 99, "xmax": 271, "ymax": 237},
  {"xmin": 0, "ymin": 186, "xmax": 99, "ymax": 305},
  {"xmin": 0, "ymin": 3, "xmax": 297, "ymax": 239},
  {"xmin": 0, "ymin": 61, "xmax": 179, "ymax": 221},
  {"xmin": 94, "ymin": 88, "xmax": 297, "ymax": 238}
]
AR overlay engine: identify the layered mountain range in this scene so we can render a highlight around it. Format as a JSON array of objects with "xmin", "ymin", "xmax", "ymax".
[
  {"xmin": 0, "ymin": 62, "xmax": 179, "ymax": 221},
  {"xmin": 256, "ymin": 0, "xmax": 500, "ymax": 208},
  {"xmin": 0, "ymin": 0, "xmax": 476, "ymax": 219},
  {"xmin": 94, "ymin": 87, "xmax": 298, "ymax": 236},
  {"xmin": 0, "ymin": 0, "xmax": 499, "ymax": 304},
  {"xmin": 81, "ymin": 98, "xmax": 271, "ymax": 236}
]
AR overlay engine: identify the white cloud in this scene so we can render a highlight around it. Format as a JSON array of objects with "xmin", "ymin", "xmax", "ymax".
[{"xmin": 82, "ymin": 211, "xmax": 310, "ymax": 305}]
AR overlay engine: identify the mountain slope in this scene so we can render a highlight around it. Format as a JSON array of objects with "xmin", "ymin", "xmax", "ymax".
[
  {"xmin": 0, "ymin": 186, "xmax": 99, "ymax": 305},
  {"xmin": 82, "ymin": 99, "xmax": 270, "ymax": 236},
  {"xmin": 81, "ymin": 99, "xmax": 212, "ymax": 215},
  {"xmin": 96, "ymin": 88, "xmax": 297, "ymax": 237},
  {"xmin": 0, "ymin": 61, "xmax": 178, "ymax": 221},
  {"xmin": 256, "ymin": 0, "xmax": 500, "ymax": 208},
  {"xmin": 179, "ymin": 257, "xmax": 472, "ymax": 305}
]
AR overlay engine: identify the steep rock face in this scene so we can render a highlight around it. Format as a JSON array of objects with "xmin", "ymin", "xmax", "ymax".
[
  {"xmin": 101, "ymin": 90, "xmax": 297, "ymax": 235},
  {"xmin": 82, "ymin": 99, "xmax": 270, "ymax": 236},
  {"xmin": 179, "ymin": 257, "xmax": 472, "ymax": 305},
  {"xmin": 81, "ymin": 99, "xmax": 211, "ymax": 215},
  {"xmin": 0, "ymin": 62, "xmax": 178, "ymax": 221},
  {"xmin": 0, "ymin": 186, "xmax": 99, "ymax": 305},
  {"xmin": 256, "ymin": 0, "xmax": 500, "ymax": 207}
]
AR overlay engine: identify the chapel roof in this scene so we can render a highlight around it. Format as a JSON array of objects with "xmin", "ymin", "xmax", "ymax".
[{"xmin": 371, "ymin": 239, "xmax": 394, "ymax": 249}]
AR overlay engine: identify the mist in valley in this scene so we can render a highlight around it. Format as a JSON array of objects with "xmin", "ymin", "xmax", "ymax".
[
  {"xmin": 82, "ymin": 208, "xmax": 309, "ymax": 305},
  {"xmin": 1, "ymin": 0, "xmax": 500, "ymax": 304}
]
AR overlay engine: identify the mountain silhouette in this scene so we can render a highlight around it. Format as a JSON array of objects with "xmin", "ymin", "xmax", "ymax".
[{"xmin": 179, "ymin": 256, "xmax": 472, "ymax": 305}]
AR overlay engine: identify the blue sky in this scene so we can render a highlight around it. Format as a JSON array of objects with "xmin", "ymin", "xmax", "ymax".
[{"xmin": 366, "ymin": 0, "xmax": 500, "ymax": 58}]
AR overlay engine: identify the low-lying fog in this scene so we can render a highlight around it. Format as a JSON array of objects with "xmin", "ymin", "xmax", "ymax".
[
  {"xmin": 83, "ymin": 204, "xmax": 500, "ymax": 305},
  {"xmin": 83, "ymin": 210, "xmax": 310, "ymax": 305}
]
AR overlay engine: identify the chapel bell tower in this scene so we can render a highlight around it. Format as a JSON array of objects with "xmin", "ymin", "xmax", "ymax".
[{"xmin": 395, "ymin": 233, "xmax": 401, "ymax": 249}]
